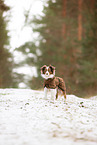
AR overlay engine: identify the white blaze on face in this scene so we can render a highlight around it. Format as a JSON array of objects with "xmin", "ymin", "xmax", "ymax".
[{"xmin": 45, "ymin": 67, "xmax": 49, "ymax": 76}]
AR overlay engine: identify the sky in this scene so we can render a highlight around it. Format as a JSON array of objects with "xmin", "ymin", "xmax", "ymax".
[
  {"xmin": 4, "ymin": 0, "xmax": 44, "ymax": 51},
  {"xmin": 4, "ymin": 0, "xmax": 45, "ymax": 88}
]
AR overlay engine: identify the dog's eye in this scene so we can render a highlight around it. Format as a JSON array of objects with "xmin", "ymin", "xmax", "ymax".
[
  {"xmin": 48, "ymin": 68, "xmax": 52, "ymax": 74},
  {"xmin": 42, "ymin": 67, "xmax": 46, "ymax": 74},
  {"xmin": 43, "ymin": 68, "xmax": 47, "ymax": 74}
]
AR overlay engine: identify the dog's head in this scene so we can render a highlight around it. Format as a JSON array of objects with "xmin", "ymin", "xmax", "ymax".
[{"xmin": 41, "ymin": 65, "xmax": 55, "ymax": 80}]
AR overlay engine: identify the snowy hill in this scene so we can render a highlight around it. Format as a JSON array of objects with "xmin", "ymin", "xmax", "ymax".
[{"xmin": 0, "ymin": 89, "xmax": 97, "ymax": 145}]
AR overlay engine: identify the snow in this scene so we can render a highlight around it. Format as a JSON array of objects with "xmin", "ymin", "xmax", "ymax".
[{"xmin": 0, "ymin": 89, "xmax": 97, "ymax": 145}]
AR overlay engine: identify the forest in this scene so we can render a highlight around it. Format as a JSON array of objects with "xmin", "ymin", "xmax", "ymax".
[{"xmin": 0, "ymin": 0, "xmax": 97, "ymax": 97}]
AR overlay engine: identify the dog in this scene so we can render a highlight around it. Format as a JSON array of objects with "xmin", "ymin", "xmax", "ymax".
[{"xmin": 41, "ymin": 65, "xmax": 66, "ymax": 103}]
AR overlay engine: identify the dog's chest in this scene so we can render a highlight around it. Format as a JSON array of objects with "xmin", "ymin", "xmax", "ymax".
[{"xmin": 44, "ymin": 77, "xmax": 59, "ymax": 89}]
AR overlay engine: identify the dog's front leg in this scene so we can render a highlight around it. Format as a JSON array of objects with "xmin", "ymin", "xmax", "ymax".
[
  {"xmin": 50, "ymin": 89, "xmax": 56, "ymax": 103},
  {"xmin": 44, "ymin": 87, "xmax": 48, "ymax": 100}
]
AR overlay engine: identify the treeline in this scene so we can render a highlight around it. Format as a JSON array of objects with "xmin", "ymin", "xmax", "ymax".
[
  {"xmin": 17, "ymin": 0, "xmax": 97, "ymax": 97},
  {"xmin": 0, "ymin": 0, "xmax": 20, "ymax": 88}
]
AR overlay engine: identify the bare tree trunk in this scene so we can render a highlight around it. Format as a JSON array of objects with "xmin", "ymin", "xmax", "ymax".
[
  {"xmin": 0, "ymin": 78, "xmax": 2, "ymax": 88},
  {"xmin": 62, "ymin": 0, "xmax": 66, "ymax": 38},
  {"xmin": 91, "ymin": 0, "xmax": 95, "ymax": 8},
  {"xmin": 78, "ymin": 0, "xmax": 82, "ymax": 40},
  {"xmin": 91, "ymin": 0, "xmax": 95, "ymax": 12}
]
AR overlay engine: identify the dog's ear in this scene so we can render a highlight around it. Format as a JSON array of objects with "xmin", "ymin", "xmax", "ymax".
[
  {"xmin": 49, "ymin": 65, "xmax": 55, "ymax": 74},
  {"xmin": 40, "ymin": 65, "xmax": 47, "ymax": 74}
]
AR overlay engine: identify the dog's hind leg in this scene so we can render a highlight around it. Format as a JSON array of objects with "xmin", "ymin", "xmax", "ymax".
[
  {"xmin": 63, "ymin": 91, "xmax": 66, "ymax": 103},
  {"xmin": 56, "ymin": 88, "xmax": 58, "ymax": 100}
]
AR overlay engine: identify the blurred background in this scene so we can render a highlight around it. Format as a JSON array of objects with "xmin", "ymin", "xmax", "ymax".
[{"xmin": 0, "ymin": 0, "xmax": 97, "ymax": 97}]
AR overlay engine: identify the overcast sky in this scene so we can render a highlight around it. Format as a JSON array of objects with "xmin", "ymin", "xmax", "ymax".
[{"xmin": 4, "ymin": 0, "xmax": 44, "ymax": 51}]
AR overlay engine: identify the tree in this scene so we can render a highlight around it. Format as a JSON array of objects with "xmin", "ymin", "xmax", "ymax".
[
  {"xmin": 78, "ymin": 0, "xmax": 97, "ymax": 96},
  {"xmin": 0, "ymin": 0, "xmax": 18, "ymax": 88}
]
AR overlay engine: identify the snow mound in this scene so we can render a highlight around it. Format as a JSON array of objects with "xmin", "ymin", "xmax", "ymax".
[
  {"xmin": 90, "ymin": 96, "xmax": 97, "ymax": 100},
  {"xmin": 0, "ymin": 89, "xmax": 97, "ymax": 145}
]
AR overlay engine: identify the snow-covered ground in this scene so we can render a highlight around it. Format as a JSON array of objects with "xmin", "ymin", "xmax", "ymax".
[{"xmin": 0, "ymin": 89, "xmax": 97, "ymax": 145}]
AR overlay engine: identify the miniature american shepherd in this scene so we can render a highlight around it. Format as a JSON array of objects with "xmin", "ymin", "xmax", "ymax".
[{"xmin": 41, "ymin": 65, "xmax": 66, "ymax": 103}]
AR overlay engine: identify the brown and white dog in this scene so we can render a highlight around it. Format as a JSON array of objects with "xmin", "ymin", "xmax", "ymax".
[{"xmin": 41, "ymin": 65, "xmax": 66, "ymax": 103}]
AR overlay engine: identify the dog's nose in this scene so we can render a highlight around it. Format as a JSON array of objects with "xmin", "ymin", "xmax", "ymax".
[{"xmin": 46, "ymin": 72, "xmax": 49, "ymax": 75}]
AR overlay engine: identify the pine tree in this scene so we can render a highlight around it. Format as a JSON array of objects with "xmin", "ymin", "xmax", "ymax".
[
  {"xmin": 78, "ymin": 0, "xmax": 97, "ymax": 96},
  {"xmin": 0, "ymin": 0, "xmax": 18, "ymax": 88}
]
